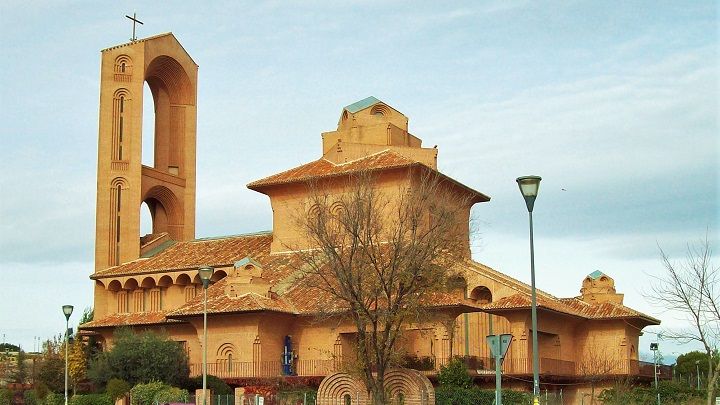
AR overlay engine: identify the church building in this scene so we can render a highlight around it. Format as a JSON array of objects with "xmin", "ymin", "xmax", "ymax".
[{"xmin": 81, "ymin": 33, "xmax": 665, "ymax": 402}]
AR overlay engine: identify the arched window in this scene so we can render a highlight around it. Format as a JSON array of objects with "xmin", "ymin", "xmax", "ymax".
[
  {"xmin": 470, "ymin": 286, "xmax": 492, "ymax": 304},
  {"xmin": 114, "ymin": 55, "xmax": 133, "ymax": 81},
  {"xmin": 344, "ymin": 393, "xmax": 352, "ymax": 405},
  {"xmin": 109, "ymin": 177, "xmax": 128, "ymax": 266},
  {"xmin": 112, "ymin": 89, "xmax": 131, "ymax": 161}
]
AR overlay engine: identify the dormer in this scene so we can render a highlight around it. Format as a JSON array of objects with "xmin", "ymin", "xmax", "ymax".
[
  {"xmin": 321, "ymin": 97, "xmax": 437, "ymax": 168},
  {"xmin": 224, "ymin": 257, "xmax": 271, "ymax": 298},
  {"xmin": 580, "ymin": 270, "xmax": 624, "ymax": 304}
]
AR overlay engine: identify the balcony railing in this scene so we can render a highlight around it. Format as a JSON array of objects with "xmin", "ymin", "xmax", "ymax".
[{"xmin": 189, "ymin": 357, "xmax": 672, "ymax": 379}]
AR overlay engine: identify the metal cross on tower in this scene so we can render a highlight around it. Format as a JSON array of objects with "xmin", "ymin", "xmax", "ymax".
[{"xmin": 125, "ymin": 12, "xmax": 144, "ymax": 41}]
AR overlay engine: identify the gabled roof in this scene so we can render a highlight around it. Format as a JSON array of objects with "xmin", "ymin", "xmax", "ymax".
[
  {"xmin": 344, "ymin": 96, "xmax": 382, "ymax": 113},
  {"xmin": 248, "ymin": 150, "xmax": 415, "ymax": 189},
  {"xmin": 247, "ymin": 150, "xmax": 490, "ymax": 202},
  {"xmin": 101, "ymin": 32, "xmax": 198, "ymax": 67},
  {"xmin": 482, "ymin": 293, "xmax": 659, "ymax": 324}
]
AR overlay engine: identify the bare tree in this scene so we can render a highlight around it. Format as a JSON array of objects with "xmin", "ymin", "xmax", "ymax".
[
  {"xmin": 648, "ymin": 234, "xmax": 719, "ymax": 405},
  {"xmin": 578, "ymin": 341, "xmax": 620, "ymax": 405},
  {"xmin": 291, "ymin": 169, "xmax": 473, "ymax": 404}
]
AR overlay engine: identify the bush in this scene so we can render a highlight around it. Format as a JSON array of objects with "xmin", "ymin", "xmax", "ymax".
[
  {"xmin": 186, "ymin": 374, "xmax": 233, "ymax": 395},
  {"xmin": 69, "ymin": 393, "xmax": 113, "ymax": 405},
  {"xmin": 278, "ymin": 389, "xmax": 317, "ymax": 404},
  {"xmin": 89, "ymin": 329, "xmax": 189, "ymax": 387},
  {"xmin": 435, "ymin": 387, "xmax": 532, "ymax": 405},
  {"xmin": 0, "ymin": 389, "xmax": 13, "ymax": 405},
  {"xmin": 437, "ymin": 358, "xmax": 472, "ymax": 389},
  {"xmin": 43, "ymin": 393, "xmax": 64, "ymax": 405},
  {"xmin": 153, "ymin": 386, "xmax": 190, "ymax": 403},
  {"xmin": 106, "ymin": 378, "xmax": 131, "ymax": 400},
  {"xmin": 599, "ymin": 380, "xmax": 704, "ymax": 405},
  {"xmin": 129, "ymin": 381, "xmax": 189, "ymax": 405},
  {"xmin": 130, "ymin": 381, "xmax": 166, "ymax": 405},
  {"xmin": 23, "ymin": 390, "xmax": 39, "ymax": 405}
]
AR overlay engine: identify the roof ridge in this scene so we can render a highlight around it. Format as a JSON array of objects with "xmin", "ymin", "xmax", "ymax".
[
  {"xmin": 334, "ymin": 149, "xmax": 409, "ymax": 166},
  {"xmin": 247, "ymin": 158, "xmax": 332, "ymax": 187},
  {"xmin": 191, "ymin": 230, "xmax": 272, "ymax": 242},
  {"xmin": 465, "ymin": 260, "xmax": 559, "ymax": 300}
]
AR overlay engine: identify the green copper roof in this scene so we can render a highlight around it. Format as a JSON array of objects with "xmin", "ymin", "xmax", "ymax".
[
  {"xmin": 588, "ymin": 270, "xmax": 605, "ymax": 279},
  {"xmin": 344, "ymin": 96, "xmax": 382, "ymax": 113},
  {"xmin": 234, "ymin": 257, "xmax": 263, "ymax": 269}
]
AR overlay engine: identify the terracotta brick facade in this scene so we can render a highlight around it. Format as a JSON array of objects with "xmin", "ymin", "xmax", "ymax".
[{"xmin": 83, "ymin": 34, "xmax": 663, "ymax": 402}]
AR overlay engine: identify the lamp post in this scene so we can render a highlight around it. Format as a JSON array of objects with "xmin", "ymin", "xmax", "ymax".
[
  {"xmin": 516, "ymin": 175, "xmax": 541, "ymax": 405},
  {"xmin": 198, "ymin": 266, "xmax": 214, "ymax": 405},
  {"xmin": 650, "ymin": 342, "xmax": 659, "ymax": 405},
  {"xmin": 695, "ymin": 359, "xmax": 700, "ymax": 390},
  {"xmin": 62, "ymin": 304, "xmax": 73, "ymax": 405}
]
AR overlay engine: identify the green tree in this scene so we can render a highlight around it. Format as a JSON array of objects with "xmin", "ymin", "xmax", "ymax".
[
  {"xmin": 437, "ymin": 358, "xmax": 472, "ymax": 389},
  {"xmin": 0, "ymin": 343, "xmax": 20, "ymax": 352},
  {"xmin": 88, "ymin": 329, "xmax": 189, "ymax": 387},
  {"xmin": 676, "ymin": 350, "xmax": 719, "ymax": 387}
]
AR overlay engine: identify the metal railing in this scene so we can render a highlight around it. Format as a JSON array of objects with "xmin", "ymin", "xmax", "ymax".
[{"xmin": 190, "ymin": 357, "xmax": 672, "ymax": 379}]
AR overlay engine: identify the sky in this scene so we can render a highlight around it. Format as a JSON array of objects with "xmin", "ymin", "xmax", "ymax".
[{"xmin": 0, "ymin": 1, "xmax": 717, "ymax": 362}]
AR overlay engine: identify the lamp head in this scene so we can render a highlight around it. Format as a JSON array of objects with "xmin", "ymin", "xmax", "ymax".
[
  {"xmin": 516, "ymin": 176, "xmax": 542, "ymax": 212},
  {"xmin": 198, "ymin": 266, "xmax": 215, "ymax": 289},
  {"xmin": 62, "ymin": 304, "xmax": 74, "ymax": 320}
]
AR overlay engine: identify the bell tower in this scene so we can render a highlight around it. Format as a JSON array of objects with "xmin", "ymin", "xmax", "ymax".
[{"xmin": 94, "ymin": 33, "xmax": 198, "ymax": 271}]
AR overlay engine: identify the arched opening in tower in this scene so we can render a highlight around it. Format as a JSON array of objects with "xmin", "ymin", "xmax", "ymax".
[
  {"xmin": 143, "ymin": 56, "xmax": 193, "ymax": 176},
  {"xmin": 140, "ymin": 201, "xmax": 153, "ymax": 236},
  {"xmin": 141, "ymin": 82, "xmax": 155, "ymax": 167}
]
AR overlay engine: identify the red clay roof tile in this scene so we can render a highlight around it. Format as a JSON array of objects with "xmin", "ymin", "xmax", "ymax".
[
  {"xmin": 81, "ymin": 311, "xmax": 180, "ymax": 329},
  {"xmin": 92, "ymin": 232, "xmax": 273, "ymax": 278}
]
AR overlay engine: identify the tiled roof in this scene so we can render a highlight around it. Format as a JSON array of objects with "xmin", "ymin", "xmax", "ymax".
[
  {"xmin": 168, "ymin": 290, "xmax": 297, "ymax": 317},
  {"xmin": 558, "ymin": 297, "xmax": 660, "ymax": 323},
  {"xmin": 247, "ymin": 150, "xmax": 490, "ymax": 202},
  {"xmin": 482, "ymin": 293, "xmax": 659, "ymax": 324},
  {"xmin": 80, "ymin": 311, "xmax": 180, "ymax": 329},
  {"xmin": 92, "ymin": 232, "xmax": 273, "ymax": 278},
  {"xmin": 247, "ymin": 150, "xmax": 417, "ymax": 189},
  {"xmin": 167, "ymin": 258, "xmax": 301, "ymax": 317}
]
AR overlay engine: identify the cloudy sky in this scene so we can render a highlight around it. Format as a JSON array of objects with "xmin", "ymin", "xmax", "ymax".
[{"xmin": 1, "ymin": 1, "xmax": 717, "ymax": 360}]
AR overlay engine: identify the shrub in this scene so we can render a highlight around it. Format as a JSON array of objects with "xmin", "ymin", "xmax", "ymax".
[
  {"xmin": 186, "ymin": 374, "xmax": 233, "ymax": 395},
  {"xmin": 153, "ymin": 386, "xmax": 189, "ymax": 403},
  {"xmin": 278, "ymin": 389, "xmax": 317, "ymax": 404},
  {"xmin": 435, "ymin": 387, "xmax": 484, "ymax": 405},
  {"xmin": 130, "ymin": 381, "xmax": 167, "ymax": 405},
  {"xmin": 106, "ymin": 378, "xmax": 131, "ymax": 400},
  {"xmin": 69, "ymin": 393, "xmax": 113, "ymax": 405},
  {"xmin": 437, "ymin": 358, "xmax": 472, "ymax": 389},
  {"xmin": 599, "ymin": 380, "xmax": 704, "ymax": 405},
  {"xmin": 89, "ymin": 329, "xmax": 189, "ymax": 387},
  {"xmin": 435, "ymin": 387, "xmax": 532, "ymax": 405},
  {"xmin": 43, "ymin": 393, "xmax": 64, "ymax": 405},
  {"xmin": 0, "ymin": 389, "xmax": 12, "ymax": 405}
]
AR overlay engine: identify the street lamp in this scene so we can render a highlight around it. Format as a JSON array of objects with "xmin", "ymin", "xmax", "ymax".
[
  {"xmin": 198, "ymin": 266, "xmax": 214, "ymax": 405},
  {"xmin": 695, "ymin": 359, "xmax": 700, "ymax": 390},
  {"xmin": 650, "ymin": 342, "xmax": 659, "ymax": 405},
  {"xmin": 516, "ymin": 175, "xmax": 541, "ymax": 405},
  {"xmin": 62, "ymin": 304, "xmax": 73, "ymax": 405}
]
